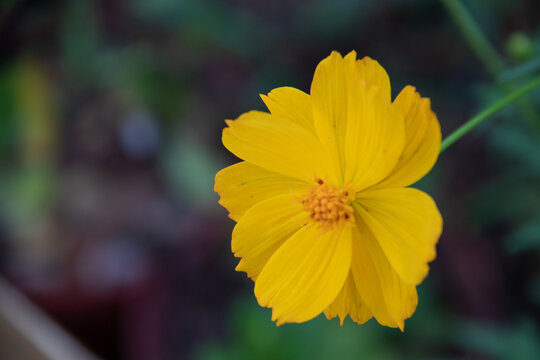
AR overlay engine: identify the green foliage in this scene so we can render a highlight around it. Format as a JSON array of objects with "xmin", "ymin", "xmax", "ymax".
[
  {"xmin": 161, "ymin": 135, "xmax": 221, "ymax": 206},
  {"xmin": 196, "ymin": 296, "xmax": 396, "ymax": 360},
  {"xmin": 2, "ymin": 1, "xmax": 540, "ymax": 359},
  {"xmin": 453, "ymin": 320, "xmax": 540, "ymax": 360},
  {"xmin": 196, "ymin": 281, "xmax": 454, "ymax": 360},
  {"xmin": 505, "ymin": 32, "xmax": 537, "ymax": 62}
]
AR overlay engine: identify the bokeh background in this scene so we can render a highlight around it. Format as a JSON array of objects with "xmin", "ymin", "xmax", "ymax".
[{"xmin": 1, "ymin": 0, "xmax": 540, "ymax": 359}]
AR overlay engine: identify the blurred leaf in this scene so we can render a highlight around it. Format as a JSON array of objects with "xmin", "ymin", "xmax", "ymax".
[
  {"xmin": 505, "ymin": 32, "xmax": 537, "ymax": 62},
  {"xmin": 13, "ymin": 59, "xmax": 58, "ymax": 164},
  {"xmin": 60, "ymin": 0, "xmax": 100, "ymax": 81},
  {"xmin": 488, "ymin": 122, "xmax": 540, "ymax": 174},
  {"xmin": 469, "ymin": 177, "xmax": 540, "ymax": 227},
  {"xmin": 299, "ymin": 0, "xmax": 374, "ymax": 40},
  {"xmin": 195, "ymin": 285, "xmax": 459, "ymax": 360},
  {"xmin": 399, "ymin": 279, "xmax": 454, "ymax": 358},
  {"xmin": 498, "ymin": 58, "xmax": 540, "ymax": 83},
  {"xmin": 469, "ymin": 119, "xmax": 540, "ymax": 227},
  {"xmin": 178, "ymin": 1, "xmax": 264, "ymax": 56},
  {"xmin": 0, "ymin": 66, "xmax": 19, "ymax": 159},
  {"xmin": 195, "ymin": 296, "xmax": 398, "ymax": 360},
  {"xmin": 505, "ymin": 215, "xmax": 540, "ymax": 254},
  {"xmin": 0, "ymin": 165, "xmax": 56, "ymax": 229},
  {"xmin": 528, "ymin": 275, "xmax": 540, "ymax": 307},
  {"xmin": 96, "ymin": 47, "xmax": 190, "ymax": 121},
  {"xmin": 161, "ymin": 135, "xmax": 220, "ymax": 206},
  {"xmin": 0, "ymin": 58, "xmax": 57, "ymax": 165},
  {"xmin": 453, "ymin": 319, "xmax": 540, "ymax": 360},
  {"xmin": 129, "ymin": 0, "xmax": 187, "ymax": 26}
]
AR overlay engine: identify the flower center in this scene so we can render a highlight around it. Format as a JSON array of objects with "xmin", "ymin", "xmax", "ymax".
[{"xmin": 301, "ymin": 179, "xmax": 355, "ymax": 231}]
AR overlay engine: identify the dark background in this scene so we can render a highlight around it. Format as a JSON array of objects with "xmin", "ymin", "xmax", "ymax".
[{"xmin": 1, "ymin": 0, "xmax": 540, "ymax": 359}]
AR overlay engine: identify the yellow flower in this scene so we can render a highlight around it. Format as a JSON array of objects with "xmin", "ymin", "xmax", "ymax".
[{"xmin": 214, "ymin": 51, "xmax": 442, "ymax": 330}]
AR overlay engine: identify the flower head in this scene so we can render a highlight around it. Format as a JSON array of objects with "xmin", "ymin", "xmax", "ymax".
[{"xmin": 215, "ymin": 51, "xmax": 442, "ymax": 330}]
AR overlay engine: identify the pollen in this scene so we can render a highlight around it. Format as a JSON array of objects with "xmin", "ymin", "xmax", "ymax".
[{"xmin": 301, "ymin": 179, "xmax": 355, "ymax": 231}]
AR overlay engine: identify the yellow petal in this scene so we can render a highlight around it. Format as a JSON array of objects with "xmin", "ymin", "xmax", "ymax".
[
  {"xmin": 255, "ymin": 225, "xmax": 352, "ymax": 325},
  {"xmin": 222, "ymin": 110, "xmax": 336, "ymax": 184},
  {"xmin": 232, "ymin": 194, "xmax": 307, "ymax": 280},
  {"xmin": 310, "ymin": 51, "xmax": 358, "ymax": 182},
  {"xmin": 351, "ymin": 217, "xmax": 418, "ymax": 330},
  {"xmin": 215, "ymin": 161, "xmax": 308, "ymax": 221},
  {"xmin": 343, "ymin": 75, "xmax": 405, "ymax": 190},
  {"xmin": 260, "ymin": 87, "xmax": 315, "ymax": 134},
  {"xmin": 356, "ymin": 56, "xmax": 391, "ymax": 103},
  {"xmin": 324, "ymin": 272, "xmax": 372, "ymax": 326},
  {"xmin": 377, "ymin": 86, "xmax": 442, "ymax": 188},
  {"xmin": 355, "ymin": 188, "xmax": 442, "ymax": 285}
]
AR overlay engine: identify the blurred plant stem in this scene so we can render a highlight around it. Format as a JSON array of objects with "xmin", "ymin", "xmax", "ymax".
[
  {"xmin": 440, "ymin": 0, "xmax": 504, "ymax": 76},
  {"xmin": 440, "ymin": 75, "xmax": 540, "ymax": 152},
  {"xmin": 441, "ymin": 0, "xmax": 540, "ymax": 132}
]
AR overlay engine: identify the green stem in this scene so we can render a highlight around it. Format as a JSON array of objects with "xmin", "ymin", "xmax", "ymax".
[
  {"xmin": 440, "ymin": 75, "xmax": 540, "ymax": 152},
  {"xmin": 440, "ymin": 0, "xmax": 505, "ymax": 77},
  {"xmin": 441, "ymin": 0, "xmax": 540, "ymax": 136}
]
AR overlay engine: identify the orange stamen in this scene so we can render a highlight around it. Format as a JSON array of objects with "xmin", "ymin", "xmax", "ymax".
[{"xmin": 301, "ymin": 179, "xmax": 355, "ymax": 231}]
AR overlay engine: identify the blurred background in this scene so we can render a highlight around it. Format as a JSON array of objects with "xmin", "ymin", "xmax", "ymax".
[{"xmin": 0, "ymin": 0, "xmax": 539, "ymax": 359}]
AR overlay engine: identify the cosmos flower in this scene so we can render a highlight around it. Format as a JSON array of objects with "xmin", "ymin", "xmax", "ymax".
[{"xmin": 215, "ymin": 51, "xmax": 442, "ymax": 330}]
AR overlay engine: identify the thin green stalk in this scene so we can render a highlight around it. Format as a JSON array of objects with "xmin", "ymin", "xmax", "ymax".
[
  {"xmin": 441, "ymin": 0, "xmax": 540, "ymax": 132},
  {"xmin": 441, "ymin": 0, "xmax": 505, "ymax": 77},
  {"xmin": 440, "ymin": 75, "xmax": 540, "ymax": 152}
]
